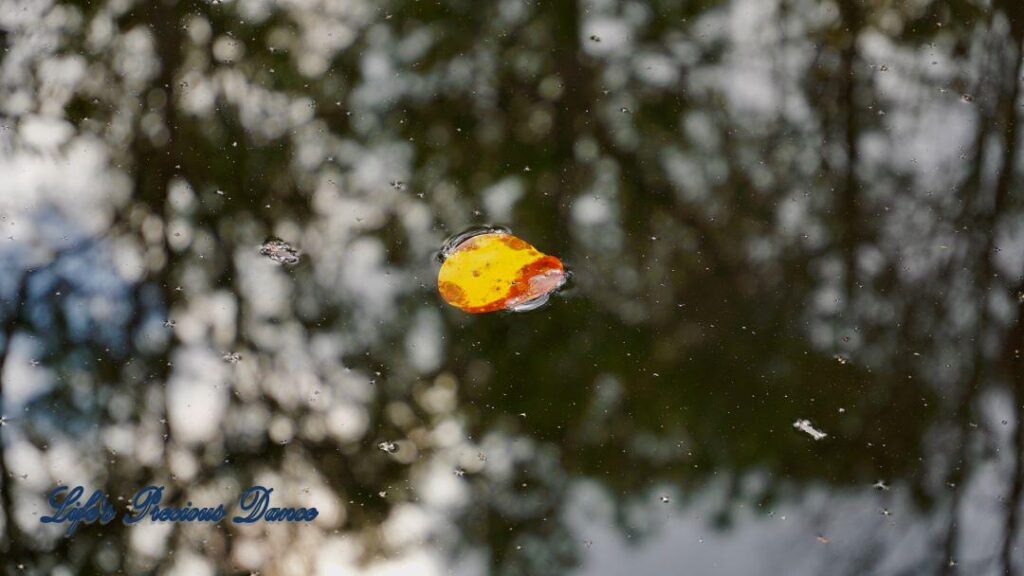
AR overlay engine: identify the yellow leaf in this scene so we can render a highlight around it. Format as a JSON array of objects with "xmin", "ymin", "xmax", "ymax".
[{"xmin": 437, "ymin": 232, "xmax": 565, "ymax": 313}]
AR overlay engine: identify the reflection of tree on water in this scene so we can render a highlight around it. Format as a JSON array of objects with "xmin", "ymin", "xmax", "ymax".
[{"xmin": 0, "ymin": 0, "xmax": 1023, "ymax": 574}]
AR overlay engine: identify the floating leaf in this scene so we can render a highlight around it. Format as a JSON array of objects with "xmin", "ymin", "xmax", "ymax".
[{"xmin": 437, "ymin": 230, "xmax": 566, "ymax": 314}]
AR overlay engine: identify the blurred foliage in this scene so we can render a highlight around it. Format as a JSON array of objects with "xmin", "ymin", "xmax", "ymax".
[{"xmin": 1, "ymin": 0, "xmax": 1023, "ymax": 574}]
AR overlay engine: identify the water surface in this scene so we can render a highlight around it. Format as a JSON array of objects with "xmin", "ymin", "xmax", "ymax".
[{"xmin": 1, "ymin": 0, "xmax": 1023, "ymax": 575}]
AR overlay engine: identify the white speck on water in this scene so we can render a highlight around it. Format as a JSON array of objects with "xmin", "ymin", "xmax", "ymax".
[
  {"xmin": 660, "ymin": 495, "xmax": 670, "ymax": 503},
  {"xmin": 377, "ymin": 441, "xmax": 398, "ymax": 454},
  {"xmin": 873, "ymin": 480, "xmax": 890, "ymax": 491},
  {"xmin": 793, "ymin": 419, "xmax": 827, "ymax": 440},
  {"xmin": 454, "ymin": 468, "xmax": 466, "ymax": 477}
]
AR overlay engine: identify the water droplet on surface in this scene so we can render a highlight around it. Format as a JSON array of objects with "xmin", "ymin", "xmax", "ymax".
[
  {"xmin": 163, "ymin": 320, "xmax": 176, "ymax": 327},
  {"xmin": 260, "ymin": 239, "xmax": 300, "ymax": 265},
  {"xmin": 961, "ymin": 93, "xmax": 974, "ymax": 103},
  {"xmin": 589, "ymin": 35, "xmax": 601, "ymax": 42},
  {"xmin": 437, "ymin": 228, "xmax": 567, "ymax": 314},
  {"xmin": 659, "ymin": 495, "xmax": 670, "ymax": 503}
]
